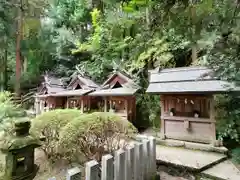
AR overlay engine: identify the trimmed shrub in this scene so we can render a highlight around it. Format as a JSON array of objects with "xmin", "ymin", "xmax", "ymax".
[
  {"xmin": 59, "ymin": 112, "xmax": 137, "ymax": 163},
  {"xmin": 30, "ymin": 109, "xmax": 83, "ymax": 160}
]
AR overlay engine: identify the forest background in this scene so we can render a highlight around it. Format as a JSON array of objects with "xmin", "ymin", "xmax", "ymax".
[{"xmin": 0, "ymin": 0, "xmax": 239, "ymax": 154}]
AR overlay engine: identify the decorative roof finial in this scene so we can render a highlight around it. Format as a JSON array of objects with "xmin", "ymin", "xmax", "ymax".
[{"xmin": 112, "ymin": 61, "xmax": 118, "ymax": 73}]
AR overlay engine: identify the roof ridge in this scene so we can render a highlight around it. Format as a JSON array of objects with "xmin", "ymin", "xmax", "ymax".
[{"xmin": 159, "ymin": 66, "xmax": 209, "ymax": 73}]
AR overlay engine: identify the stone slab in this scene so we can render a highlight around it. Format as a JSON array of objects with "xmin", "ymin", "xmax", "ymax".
[
  {"xmin": 202, "ymin": 160, "xmax": 240, "ymax": 180},
  {"xmin": 155, "ymin": 145, "xmax": 227, "ymax": 171},
  {"xmin": 141, "ymin": 129, "xmax": 228, "ymax": 154}
]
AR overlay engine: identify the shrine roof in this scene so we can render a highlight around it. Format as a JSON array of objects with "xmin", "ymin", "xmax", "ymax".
[
  {"xmin": 67, "ymin": 74, "xmax": 100, "ymax": 89},
  {"xmin": 44, "ymin": 74, "xmax": 64, "ymax": 86},
  {"xmin": 37, "ymin": 74, "xmax": 65, "ymax": 94},
  {"xmin": 89, "ymin": 71, "xmax": 139, "ymax": 96},
  {"xmin": 102, "ymin": 71, "xmax": 138, "ymax": 89},
  {"xmin": 147, "ymin": 66, "xmax": 240, "ymax": 94},
  {"xmin": 36, "ymin": 89, "xmax": 93, "ymax": 97},
  {"xmin": 89, "ymin": 87, "xmax": 138, "ymax": 96}
]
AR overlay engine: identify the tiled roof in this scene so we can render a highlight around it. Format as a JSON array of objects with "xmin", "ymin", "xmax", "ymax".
[
  {"xmin": 77, "ymin": 75, "xmax": 99, "ymax": 88},
  {"xmin": 149, "ymin": 67, "xmax": 213, "ymax": 83},
  {"xmin": 36, "ymin": 89, "xmax": 93, "ymax": 97},
  {"xmin": 50, "ymin": 89, "xmax": 92, "ymax": 97},
  {"xmin": 44, "ymin": 75, "xmax": 63, "ymax": 86},
  {"xmin": 102, "ymin": 71, "xmax": 139, "ymax": 89},
  {"xmin": 89, "ymin": 87, "xmax": 138, "ymax": 96},
  {"xmin": 147, "ymin": 66, "xmax": 240, "ymax": 94},
  {"xmin": 67, "ymin": 74, "xmax": 99, "ymax": 89}
]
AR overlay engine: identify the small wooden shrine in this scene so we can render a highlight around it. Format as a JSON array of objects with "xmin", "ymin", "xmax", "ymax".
[
  {"xmin": 34, "ymin": 69, "xmax": 139, "ymax": 122},
  {"xmin": 35, "ymin": 74, "xmax": 65, "ymax": 114},
  {"xmin": 147, "ymin": 66, "xmax": 240, "ymax": 145},
  {"xmin": 89, "ymin": 71, "xmax": 139, "ymax": 121},
  {"xmin": 35, "ymin": 72, "xmax": 99, "ymax": 114}
]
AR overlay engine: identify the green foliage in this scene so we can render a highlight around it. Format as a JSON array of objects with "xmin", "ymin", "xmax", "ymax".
[
  {"xmin": 0, "ymin": 92, "xmax": 26, "ymax": 133},
  {"xmin": 59, "ymin": 112, "xmax": 137, "ymax": 162},
  {"xmin": 30, "ymin": 109, "xmax": 83, "ymax": 160},
  {"xmin": 215, "ymin": 95, "xmax": 240, "ymax": 145},
  {"xmin": 206, "ymin": 1, "xmax": 240, "ymax": 147},
  {"xmin": 232, "ymin": 147, "xmax": 240, "ymax": 164},
  {"xmin": 1, "ymin": 0, "xmax": 239, "ymax": 150}
]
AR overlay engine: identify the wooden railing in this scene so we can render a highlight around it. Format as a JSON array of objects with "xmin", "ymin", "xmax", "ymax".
[
  {"xmin": 48, "ymin": 136, "xmax": 157, "ymax": 180},
  {"xmin": 12, "ymin": 88, "xmax": 37, "ymax": 106}
]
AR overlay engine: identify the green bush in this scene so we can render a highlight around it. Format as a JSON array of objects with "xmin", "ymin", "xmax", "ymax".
[
  {"xmin": 232, "ymin": 147, "xmax": 240, "ymax": 164},
  {"xmin": 30, "ymin": 109, "xmax": 83, "ymax": 160},
  {"xmin": 59, "ymin": 112, "xmax": 137, "ymax": 163}
]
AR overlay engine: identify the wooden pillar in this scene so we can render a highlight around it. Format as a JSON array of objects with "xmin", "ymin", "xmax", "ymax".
[
  {"xmin": 160, "ymin": 95, "xmax": 165, "ymax": 139},
  {"xmin": 35, "ymin": 97, "xmax": 40, "ymax": 115},
  {"xmin": 210, "ymin": 95, "xmax": 216, "ymax": 146},
  {"xmin": 66, "ymin": 97, "xmax": 69, "ymax": 108},
  {"xmin": 104, "ymin": 97, "xmax": 107, "ymax": 112},
  {"xmin": 109, "ymin": 97, "xmax": 112, "ymax": 111},
  {"xmin": 125, "ymin": 98, "xmax": 128, "ymax": 116},
  {"xmin": 81, "ymin": 97, "xmax": 84, "ymax": 113},
  {"xmin": 88, "ymin": 97, "xmax": 90, "ymax": 111}
]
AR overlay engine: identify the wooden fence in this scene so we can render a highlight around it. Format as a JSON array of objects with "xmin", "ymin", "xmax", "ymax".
[{"xmin": 48, "ymin": 136, "xmax": 156, "ymax": 180}]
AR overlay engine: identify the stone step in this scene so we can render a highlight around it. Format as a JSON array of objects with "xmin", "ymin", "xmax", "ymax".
[
  {"xmin": 202, "ymin": 160, "xmax": 240, "ymax": 180},
  {"xmin": 155, "ymin": 138, "xmax": 228, "ymax": 154},
  {"xmin": 155, "ymin": 144, "xmax": 227, "ymax": 172}
]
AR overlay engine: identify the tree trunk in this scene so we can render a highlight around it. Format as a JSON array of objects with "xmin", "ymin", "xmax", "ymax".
[
  {"xmin": 0, "ymin": 37, "xmax": 8, "ymax": 92},
  {"xmin": 15, "ymin": 0, "xmax": 23, "ymax": 96},
  {"xmin": 190, "ymin": 1, "xmax": 198, "ymax": 65},
  {"xmin": 4, "ymin": 46, "xmax": 8, "ymax": 90},
  {"xmin": 0, "ymin": 56, "xmax": 3, "ymax": 92}
]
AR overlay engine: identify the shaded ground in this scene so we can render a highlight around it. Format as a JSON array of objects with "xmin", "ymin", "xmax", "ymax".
[{"xmin": 34, "ymin": 149, "xmax": 73, "ymax": 180}]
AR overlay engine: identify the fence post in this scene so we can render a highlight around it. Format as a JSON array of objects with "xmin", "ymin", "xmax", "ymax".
[
  {"xmin": 101, "ymin": 154, "xmax": 114, "ymax": 180},
  {"xmin": 134, "ymin": 143, "xmax": 143, "ymax": 180},
  {"xmin": 133, "ymin": 144, "xmax": 138, "ymax": 180},
  {"xmin": 86, "ymin": 160, "xmax": 100, "ymax": 180},
  {"xmin": 125, "ymin": 146, "xmax": 134, "ymax": 180},
  {"xmin": 66, "ymin": 167, "xmax": 81, "ymax": 180},
  {"xmin": 114, "ymin": 149, "xmax": 126, "ymax": 180},
  {"xmin": 149, "ymin": 136, "xmax": 156, "ymax": 177},
  {"xmin": 143, "ymin": 139, "xmax": 150, "ymax": 179}
]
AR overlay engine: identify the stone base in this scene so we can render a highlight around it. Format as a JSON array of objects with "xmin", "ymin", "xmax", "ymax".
[
  {"xmin": 202, "ymin": 160, "xmax": 240, "ymax": 180},
  {"xmin": 133, "ymin": 135, "xmax": 228, "ymax": 154},
  {"xmin": 155, "ymin": 138, "xmax": 228, "ymax": 154},
  {"xmin": 12, "ymin": 164, "xmax": 39, "ymax": 180}
]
